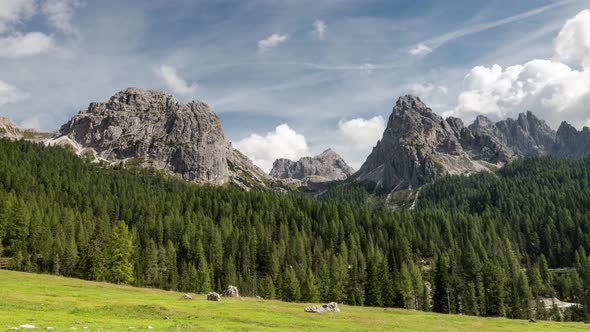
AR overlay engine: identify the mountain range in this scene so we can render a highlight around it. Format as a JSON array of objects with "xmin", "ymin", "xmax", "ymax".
[{"xmin": 2, "ymin": 89, "xmax": 590, "ymax": 194}]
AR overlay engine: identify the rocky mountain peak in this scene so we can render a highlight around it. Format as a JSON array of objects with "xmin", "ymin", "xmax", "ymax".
[
  {"xmin": 0, "ymin": 117, "xmax": 52, "ymax": 141},
  {"xmin": 270, "ymin": 149, "xmax": 354, "ymax": 184},
  {"xmin": 56, "ymin": 87, "xmax": 268, "ymax": 188},
  {"xmin": 352, "ymin": 97, "xmax": 586, "ymax": 193}
]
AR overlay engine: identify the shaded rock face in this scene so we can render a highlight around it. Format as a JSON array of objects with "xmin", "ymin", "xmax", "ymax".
[
  {"xmin": 270, "ymin": 149, "xmax": 354, "ymax": 183},
  {"xmin": 353, "ymin": 95, "xmax": 590, "ymax": 192},
  {"xmin": 57, "ymin": 88, "xmax": 269, "ymax": 187},
  {"xmin": 553, "ymin": 122, "xmax": 590, "ymax": 158}
]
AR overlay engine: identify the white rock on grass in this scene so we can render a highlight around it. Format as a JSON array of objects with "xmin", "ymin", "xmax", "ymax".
[{"xmin": 20, "ymin": 325, "xmax": 35, "ymax": 329}]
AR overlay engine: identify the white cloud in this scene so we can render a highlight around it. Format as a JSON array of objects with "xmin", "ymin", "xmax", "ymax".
[
  {"xmin": 555, "ymin": 9, "xmax": 590, "ymax": 67},
  {"xmin": 234, "ymin": 124, "xmax": 310, "ymax": 173},
  {"xmin": 42, "ymin": 0, "xmax": 80, "ymax": 34},
  {"xmin": 0, "ymin": 0, "xmax": 36, "ymax": 33},
  {"xmin": 258, "ymin": 33, "xmax": 288, "ymax": 52},
  {"xmin": 155, "ymin": 65, "xmax": 198, "ymax": 96},
  {"xmin": 338, "ymin": 116, "xmax": 385, "ymax": 151},
  {"xmin": 448, "ymin": 9, "xmax": 590, "ymax": 128},
  {"xmin": 0, "ymin": 80, "xmax": 30, "ymax": 106},
  {"xmin": 313, "ymin": 19, "xmax": 326, "ymax": 39},
  {"xmin": 0, "ymin": 32, "xmax": 55, "ymax": 57},
  {"xmin": 409, "ymin": 43, "xmax": 432, "ymax": 56}
]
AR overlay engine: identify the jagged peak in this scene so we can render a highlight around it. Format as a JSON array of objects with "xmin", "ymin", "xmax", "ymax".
[{"xmin": 394, "ymin": 95, "xmax": 430, "ymax": 113}]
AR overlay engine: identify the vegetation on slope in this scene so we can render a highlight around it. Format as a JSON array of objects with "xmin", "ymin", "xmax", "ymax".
[{"xmin": 1, "ymin": 139, "xmax": 590, "ymax": 322}]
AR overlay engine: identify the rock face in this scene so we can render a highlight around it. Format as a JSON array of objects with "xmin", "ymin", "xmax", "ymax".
[
  {"xmin": 304, "ymin": 302, "xmax": 340, "ymax": 313},
  {"xmin": 353, "ymin": 95, "xmax": 590, "ymax": 192},
  {"xmin": 270, "ymin": 149, "xmax": 354, "ymax": 183},
  {"xmin": 207, "ymin": 292, "xmax": 221, "ymax": 301},
  {"xmin": 222, "ymin": 285, "xmax": 239, "ymax": 297},
  {"xmin": 56, "ymin": 88, "xmax": 269, "ymax": 188}
]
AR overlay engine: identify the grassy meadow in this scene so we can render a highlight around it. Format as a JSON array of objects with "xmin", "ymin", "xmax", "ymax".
[{"xmin": 0, "ymin": 269, "xmax": 587, "ymax": 331}]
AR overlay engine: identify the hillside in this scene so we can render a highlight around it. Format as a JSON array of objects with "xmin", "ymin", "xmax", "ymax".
[
  {"xmin": 1, "ymin": 138, "xmax": 590, "ymax": 322},
  {"xmin": 0, "ymin": 270, "xmax": 586, "ymax": 331}
]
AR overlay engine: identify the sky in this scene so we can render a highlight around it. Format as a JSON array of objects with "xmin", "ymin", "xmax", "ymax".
[{"xmin": 1, "ymin": 0, "xmax": 590, "ymax": 172}]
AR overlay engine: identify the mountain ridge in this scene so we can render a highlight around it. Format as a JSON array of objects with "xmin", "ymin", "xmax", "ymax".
[
  {"xmin": 270, "ymin": 148, "xmax": 354, "ymax": 184},
  {"xmin": 353, "ymin": 95, "xmax": 590, "ymax": 192}
]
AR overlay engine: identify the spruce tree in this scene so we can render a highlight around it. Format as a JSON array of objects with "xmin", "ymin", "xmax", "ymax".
[{"xmin": 109, "ymin": 221, "xmax": 135, "ymax": 284}]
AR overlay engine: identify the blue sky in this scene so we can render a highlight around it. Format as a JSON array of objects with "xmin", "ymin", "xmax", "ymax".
[{"xmin": 1, "ymin": 0, "xmax": 590, "ymax": 171}]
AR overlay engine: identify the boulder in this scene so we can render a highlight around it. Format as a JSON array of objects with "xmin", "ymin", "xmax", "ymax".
[
  {"xmin": 304, "ymin": 302, "xmax": 340, "ymax": 313},
  {"xmin": 207, "ymin": 292, "xmax": 221, "ymax": 301},
  {"xmin": 222, "ymin": 285, "xmax": 239, "ymax": 297},
  {"xmin": 182, "ymin": 293, "xmax": 192, "ymax": 300}
]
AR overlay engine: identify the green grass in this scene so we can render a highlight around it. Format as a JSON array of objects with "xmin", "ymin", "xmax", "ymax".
[{"xmin": 0, "ymin": 270, "xmax": 587, "ymax": 331}]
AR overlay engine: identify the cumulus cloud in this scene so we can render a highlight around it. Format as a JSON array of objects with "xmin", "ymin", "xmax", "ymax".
[
  {"xmin": 234, "ymin": 124, "xmax": 310, "ymax": 173},
  {"xmin": 0, "ymin": 32, "xmax": 55, "ymax": 57},
  {"xmin": 258, "ymin": 33, "xmax": 288, "ymax": 52},
  {"xmin": 448, "ymin": 9, "xmax": 590, "ymax": 128},
  {"xmin": 0, "ymin": 0, "xmax": 36, "ymax": 33},
  {"xmin": 409, "ymin": 43, "xmax": 432, "ymax": 56},
  {"xmin": 42, "ymin": 0, "xmax": 81, "ymax": 34},
  {"xmin": 0, "ymin": 80, "xmax": 30, "ymax": 106},
  {"xmin": 313, "ymin": 19, "xmax": 326, "ymax": 39},
  {"xmin": 338, "ymin": 116, "xmax": 385, "ymax": 150},
  {"xmin": 155, "ymin": 65, "xmax": 198, "ymax": 96}
]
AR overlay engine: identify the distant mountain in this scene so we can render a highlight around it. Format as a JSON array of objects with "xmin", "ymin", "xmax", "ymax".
[
  {"xmin": 52, "ymin": 87, "xmax": 270, "ymax": 189},
  {"xmin": 270, "ymin": 149, "xmax": 354, "ymax": 184},
  {"xmin": 353, "ymin": 95, "xmax": 590, "ymax": 192},
  {"xmin": 0, "ymin": 117, "xmax": 53, "ymax": 141}
]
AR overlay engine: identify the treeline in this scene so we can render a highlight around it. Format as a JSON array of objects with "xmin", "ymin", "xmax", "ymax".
[{"xmin": 1, "ymin": 139, "xmax": 590, "ymax": 321}]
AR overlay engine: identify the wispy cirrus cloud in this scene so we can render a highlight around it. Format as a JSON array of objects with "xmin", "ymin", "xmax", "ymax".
[{"xmin": 410, "ymin": 0, "xmax": 577, "ymax": 55}]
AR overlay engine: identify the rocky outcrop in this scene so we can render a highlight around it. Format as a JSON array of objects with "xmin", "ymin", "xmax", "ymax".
[
  {"xmin": 353, "ymin": 96, "xmax": 492, "ymax": 191},
  {"xmin": 270, "ymin": 149, "xmax": 354, "ymax": 184},
  {"xmin": 353, "ymin": 95, "xmax": 590, "ymax": 192},
  {"xmin": 304, "ymin": 302, "xmax": 340, "ymax": 313},
  {"xmin": 56, "ymin": 88, "xmax": 269, "ymax": 188},
  {"xmin": 222, "ymin": 285, "xmax": 239, "ymax": 297}
]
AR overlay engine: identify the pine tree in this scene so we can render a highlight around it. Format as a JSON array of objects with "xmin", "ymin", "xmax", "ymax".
[
  {"xmin": 483, "ymin": 262, "xmax": 505, "ymax": 317},
  {"xmin": 301, "ymin": 269, "xmax": 320, "ymax": 302},
  {"xmin": 432, "ymin": 255, "xmax": 450, "ymax": 314},
  {"xmin": 109, "ymin": 221, "xmax": 135, "ymax": 284},
  {"xmin": 364, "ymin": 258, "xmax": 382, "ymax": 307}
]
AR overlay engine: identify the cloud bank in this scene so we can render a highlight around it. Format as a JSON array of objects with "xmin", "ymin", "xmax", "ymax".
[{"xmin": 448, "ymin": 9, "xmax": 590, "ymax": 128}]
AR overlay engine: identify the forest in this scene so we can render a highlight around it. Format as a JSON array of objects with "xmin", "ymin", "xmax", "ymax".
[{"xmin": 1, "ymin": 138, "xmax": 590, "ymax": 321}]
